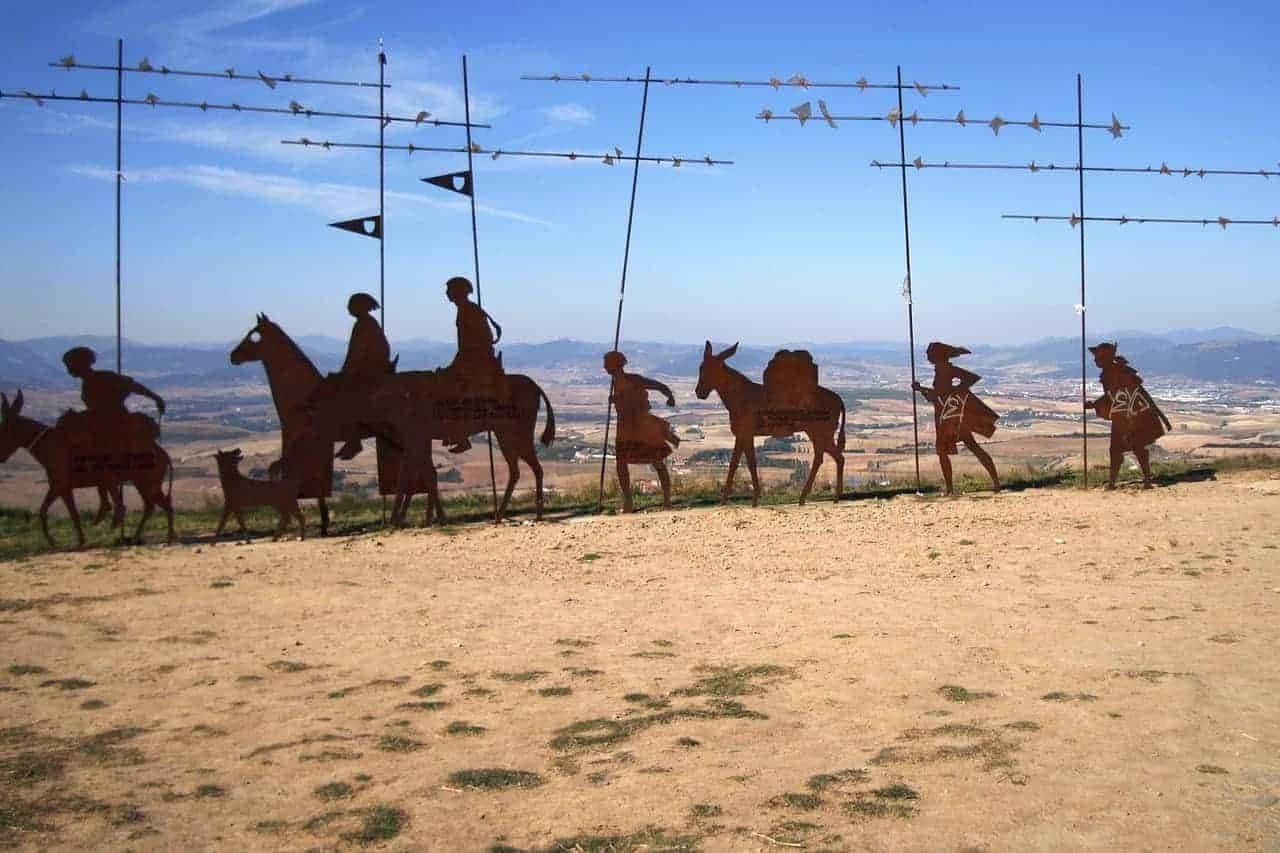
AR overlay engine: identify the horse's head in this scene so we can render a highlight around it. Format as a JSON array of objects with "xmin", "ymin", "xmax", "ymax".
[
  {"xmin": 695, "ymin": 341, "xmax": 738, "ymax": 400},
  {"xmin": 0, "ymin": 390, "xmax": 27, "ymax": 463},
  {"xmin": 230, "ymin": 313, "xmax": 275, "ymax": 366}
]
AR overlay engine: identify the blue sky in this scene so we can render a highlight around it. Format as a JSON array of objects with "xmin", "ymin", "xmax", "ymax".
[{"xmin": 1, "ymin": 0, "xmax": 1277, "ymax": 348}]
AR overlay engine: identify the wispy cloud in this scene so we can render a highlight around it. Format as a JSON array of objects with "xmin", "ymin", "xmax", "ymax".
[
  {"xmin": 86, "ymin": 0, "xmax": 322, "ymax": 41},
  {"xmin": 541, "ymin": 103, "xmax": 594, "ymax": 125},
  {"xmin": 70, "ymin": 163, "xmax": 553, "ymax": 226}
]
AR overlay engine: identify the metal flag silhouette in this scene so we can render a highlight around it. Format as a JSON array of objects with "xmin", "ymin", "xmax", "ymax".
[
  {"xmin": 694, "ymin": 342, "xmax": 846, "ymax": 507},
  {"xmin": 328, "ymin": 215, "xmax": 382, "ymax": 239},
  {"xmin": 1085, "ymin": 342, "xmax": 1172, "ymax": 490},
  {"xmin": 911, "ymin": 342, "xmax": 1000, "ymax": 496},
  {"xmin": 422, "ymin": 170, "xmax": 474, "ymax": 197}
]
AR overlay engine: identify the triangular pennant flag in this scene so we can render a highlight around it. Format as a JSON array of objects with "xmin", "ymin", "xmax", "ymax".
[
  {"xmin": 422, "ymin": 170, "xmax": 473, "ymax": 197},
  {"xmin": 1159, "ymin": 162, "xmax": 1171, "ymax": 175},
  {"xmin": 790, "ymin": 101, "xmax": 812, "ymax": 125},
  {"xmin": 329, "ymin": 215, "xmax": 382, "ymax": 239},
  {"xmin": 1028, "ymin": 112, "xmax": 1042, "ymax": 132},
  {"xmin": 955, "ymin": 109, "xmax": 966, "ymax": 126}
]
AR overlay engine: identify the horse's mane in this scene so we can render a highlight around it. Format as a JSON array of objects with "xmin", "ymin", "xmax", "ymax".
[{"xmin": 264, "ymin": 320, "xmax": 323, "ymax": 381}]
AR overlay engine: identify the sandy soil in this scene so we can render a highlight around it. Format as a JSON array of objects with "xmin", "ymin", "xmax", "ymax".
[{"xmin": 2, "ymin": 473, "xmax": 1279, "ymax": 851}]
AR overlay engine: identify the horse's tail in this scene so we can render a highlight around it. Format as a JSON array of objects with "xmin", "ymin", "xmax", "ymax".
[
  {"xmin": 836, "ymin": 393, "xmax": 847, "ymax": 451},
  {"xmin": 537, "ymin": 382, "xmax": 556, "ymax": 447}
]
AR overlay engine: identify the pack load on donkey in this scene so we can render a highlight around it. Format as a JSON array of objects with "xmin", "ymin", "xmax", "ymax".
[{"xmin": 762, "ymin": 349, "xmax": 820, "ymax": 436}]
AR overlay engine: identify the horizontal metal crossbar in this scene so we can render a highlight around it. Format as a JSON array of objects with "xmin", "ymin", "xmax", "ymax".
[
  {"xmin": 282, "ymin": 138, "xmax": 731, "ymax": 164},
  {"xmin": 0, "ymin": 89, "xmax": 485, "ymax": 127},
  {"xmin": 522, "ymin": 72, "xmax": 956, "ymax": 93},
  {"xmin": 48, "ymin": 56, "xmax": 385, "ymax": 88}
]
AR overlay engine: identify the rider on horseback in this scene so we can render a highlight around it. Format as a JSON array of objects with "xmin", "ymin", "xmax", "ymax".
[
  {"xmin": 333, "ymin": 292, "xmax": 393, "ymax": 461},
  {"xmin": 59, "ymin": 347, "xmax": 165, "ymax": 472},
  {"xmin": 440, "ymin": 276, "xmax": 504, "ymax": 453}
]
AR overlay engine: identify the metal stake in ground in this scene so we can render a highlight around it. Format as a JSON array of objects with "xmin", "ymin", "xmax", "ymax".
[
  {"xmin": 1076, "ymin": 74, "xmax": 1088, "ymax": 488},
  {"xmin": 597, "ymin": 66, "xmax": 652, "ymax": 510},
  {"xmin": 894, "ymin": 65, "xmax": 922, "ymax": 493},
  {"xmin": 461, "ymin": 55, "xmax": 501, "ymax": 524},
  {"xmin": 115, "ymin": 38, "xmax": 122, "ymax": 372}
]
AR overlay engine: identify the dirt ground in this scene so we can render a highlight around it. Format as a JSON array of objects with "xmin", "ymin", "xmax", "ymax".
[{"xmin": 2, "ymin": 473, "xmax": 1279, "ymax": 851}]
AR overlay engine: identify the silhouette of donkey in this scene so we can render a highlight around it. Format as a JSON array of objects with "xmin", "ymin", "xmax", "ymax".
[{"xmin": 695, "ymin": 342, "xmax": 846, "ymax": 506}]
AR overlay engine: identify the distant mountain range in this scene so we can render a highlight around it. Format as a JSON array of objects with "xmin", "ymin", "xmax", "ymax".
[{"xmin": 2, "ymin": 327, "xmax": 1276, "ymax": 392}]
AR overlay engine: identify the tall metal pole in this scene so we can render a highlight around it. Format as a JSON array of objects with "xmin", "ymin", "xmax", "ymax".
[
  {"xmin": 378, "ymin": 42, "xmax": 388, "ymax": 527},
  {"xmin": 1077, "ymin": 73, "xmax": 1088, "ymax": 488},
  {"xmin": 115, "ymin": 38, "xmax": 123, "ymax": 373},
  {"xmin": 462, "ymin": 55, "xmax": 501, "ymax": 523},
  {"xmin": 378, "ymin": 41, "xmax": 386, "ymax": 333},
  {"xmin": 896, "ymin": 66, "xmax": 922, "ymax": 492},
  {"xmin": 597, "ymin": 66, "xmax": 652, "ymax": 509}
]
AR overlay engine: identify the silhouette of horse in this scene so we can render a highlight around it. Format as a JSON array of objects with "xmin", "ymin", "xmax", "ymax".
[
  {"xmin": 0, "ymin": 390, "xmax": 174, "ymax": 548},
  {"xmin": 695, "ymin": 342, "xmax": 845, "ymax": 506},
  {"xmin": 230, "ymin": 315, "xmax": 556, "ymax": 524}
]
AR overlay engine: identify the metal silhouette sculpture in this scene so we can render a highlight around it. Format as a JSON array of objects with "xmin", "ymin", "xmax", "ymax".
[
  {"xmin": 912, "ymin": 342, "xmax": 1000, "ymax": 495},
  {"xmin": 1085, "ymin": 341, "xmax": 1171, "ymax": 489},
  {"xmin": 437, "ymin": 276, "xmax": 506, "ymax": 454},
  {"xmin": 603, "ymin": 351, "xmax": 679, "ymax": 512},
  {"xmin": 328, "ymin": 292, "xmax": 395, "ymax": 461},
  {"xmin": 230, "ymin": 312, "xmax": 429, "ymax": 531},
  {"xmin": 231, "ymin": 303, "xmax": 554, "ymax": 526},
  {"xmin": 695, "ymin": 342, "xmax": 846, "ymax": 506},
  {"xmin": 0, "ymin": 389, "xmax": 174, "ymax": 548},
  {"xmin": 213, "ymin": 448, "xmax": 305, "ymax": 540}
]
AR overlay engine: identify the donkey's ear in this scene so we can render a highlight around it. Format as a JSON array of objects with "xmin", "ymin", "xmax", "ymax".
[
  {"xmin": 12, "ymin": 390, "xmax": 23, "ymax": 415},
  {"xmin": 1, "ymin": 392, "xmax": 8, "ymax": 417},
  {"xmin": 703, "ymin": 340, "xmax": 712, "ymax": 357},
  {"xmin": 721, "ymin": 342, "xmax": 739, "ymax": 360}
]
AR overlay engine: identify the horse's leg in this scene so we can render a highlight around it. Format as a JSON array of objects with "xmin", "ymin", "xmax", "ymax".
[
  {"xmin": 112, "ymin": 484, "xmax": 127, "ymax": 530},
  {"xmin": 721, "ymin": 439, "xmax": 744, "ymax": 504},
  {"xmin": 235, "ymin": 510, "xmax": 249, "ymax": 540},
  {"xmin": 743, "ymin": 441, "xmax": 761, "ymax": 508},
  {"xmin": 157, "ymin": 480, "xmax": 176, "ymax": 544},
  {"xmin": 527, "ymin": 451, "xmax": 546, "ymax": 521},
  {"xmin": 831, "ymin": 439, "xmax": 845, "ymax": 502},
  {"xmin": 92, "ymin": 486, "xmax": 111, "ymax": 526},
  {"xmin": 295, "ymin": 503, "xmax": 306, "ymax": 540},
  {"xmin": 132, "ymin": 496, "xmax": 154, "ymax": 545},
  {"xmin": 63, "ymin": 490, "xmax": 87, "ymax": 549},
  {"xmin": 497, "ymin": 439, "xmax": 520, "ymax": 521},
  {"xmin": 38, "ymin": 488, "xmax": 58, "ymax": 549},
  {"xmin": 799, "ymin": 435, "xmax": 824, "ymax": 505},
  {"xmin": 318, "ymin": 496, "xmax": 329, "ymax": 537}
]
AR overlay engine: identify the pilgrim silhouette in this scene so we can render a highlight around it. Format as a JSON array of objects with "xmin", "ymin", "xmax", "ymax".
[
  {"xmin": 604, "ymin": 350, "xmax": 679, "ymax": 512},
  {"xmin": 332, "ymin": 292, "xmax": 393, "ymax": 460},
  {"xmin": 1085, "ymin": 341, "xmax": 1172, "ymax": 489},
  {"xmin": 438, "ymin": 276, "xmax": 506, "ymax": 453},
  {"xmin": 912, "ymin": 342, "xmax": 1000, "ymax": 495},
  {"xmin": 59, "ymin": 346, "xmax": 165, "ymax": 465}
]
